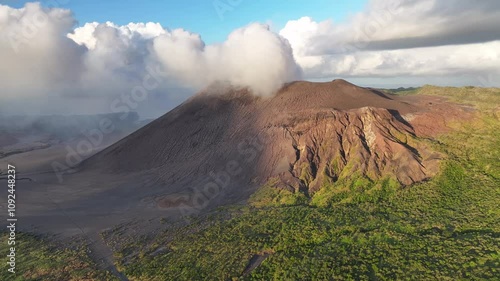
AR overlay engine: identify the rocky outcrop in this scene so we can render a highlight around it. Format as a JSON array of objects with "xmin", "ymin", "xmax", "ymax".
[{"xmin": 272, "ymin": 107, "xmax": 440, "ymax": 193}]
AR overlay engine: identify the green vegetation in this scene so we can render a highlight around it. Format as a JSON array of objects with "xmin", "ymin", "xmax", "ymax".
[
  {"xmin": 416, "ymin": 85, "xmax": 500, "ymax": 111},
  {"xmin": 383, "ymin": 86, "xmax": 421, "ymax": 95},
  {"xmin": 0, "ymin": 233, "xmax": 117, "ymax": 281},
  {"xmin": 117, "ymin": 87, "xmax": 500, "ymax": 280},
  {"xmin": 249, "ymin": 178, "xmax": 309, "ymax": 207}
]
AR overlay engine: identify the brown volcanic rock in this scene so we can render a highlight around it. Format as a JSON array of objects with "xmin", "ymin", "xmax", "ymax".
[
  {"xmin": 271, "ymin": 80, "xmax": 417, "ymax": 113},
  {"xmin": 269, "ymin": 107, "xmax": 440, "ymax": 193},
  {"xmin": 398, "ymin": 95, "xmax": 476, "ymax": 138},
  {"xmin": 84, "ymin": 80, "xmax": 442, "ymax": 206}
]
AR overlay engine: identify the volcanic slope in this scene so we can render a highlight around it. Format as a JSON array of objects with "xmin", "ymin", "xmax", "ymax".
[{"xmin": 85, "ymin": 79, "xmax": 441, "ymax": 205}]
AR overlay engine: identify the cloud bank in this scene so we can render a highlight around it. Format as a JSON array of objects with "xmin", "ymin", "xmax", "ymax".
[
  {"xmin": 279, "ymin": 0, "xmax": 500, "ymax": 84},
  {"xmin": 0, "ymin": 3, "xmax": 301, "ymax": 116}
]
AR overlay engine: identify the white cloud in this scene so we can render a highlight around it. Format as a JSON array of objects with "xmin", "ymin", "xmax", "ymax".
[
  {"xmin": 0, "ymin": 3, "xmax": 301, "ymax": 116},
  {"xmin": 279, "ymin": 0, "xmax": 500, "ymax": 86},
  {"xmin": 152, "ymin": 23, "xmax": 301, "ymax": 96},
  {"xmin": 282, "ymin": 0, "xmax": 500, "ymax": 55},
  {"xmin": 0, "ymin": 3, "xmax": 85, "ymax": 100},
  {"xmin": 68, "ymin": 21, "xmax": 167, "ymax": 50},
  {"xmin": 278, "ymin": 17, "xmax": 328, "ymax": 69}
]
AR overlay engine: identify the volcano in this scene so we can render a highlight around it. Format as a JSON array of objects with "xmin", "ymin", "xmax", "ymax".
[{"xmin": 83, "ymin": 79, "xmax": 442, "ymax": 209}]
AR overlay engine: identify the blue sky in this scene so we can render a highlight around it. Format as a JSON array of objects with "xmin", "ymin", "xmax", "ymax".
[{"xmin": 10, "ymin": 0, "xmax": 366, "ymax": 43}]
